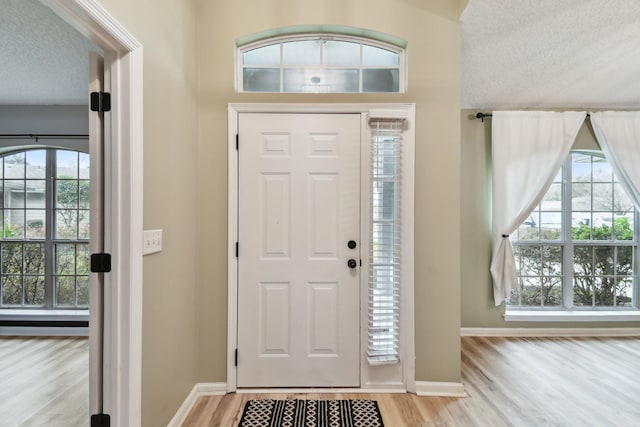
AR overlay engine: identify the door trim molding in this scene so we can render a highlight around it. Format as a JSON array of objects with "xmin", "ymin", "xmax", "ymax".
[
  {"xmin": 42, "ymin": 1, "xmax": 144, "ymax": 425},
  {"xmin": 228, "ymin": 103, "xmax": 415, "ymax": 392}
]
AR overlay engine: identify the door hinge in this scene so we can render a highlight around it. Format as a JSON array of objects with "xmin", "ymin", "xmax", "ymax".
[
  {"xmin": 236, "ymin": 134, "xmax": 239, "ymax": 150},
  {"xmin": 90, "ymin": 253, "xmax": 112, "ymax": 273},
  {"xmin": 91, "ymin": 413, "xmax": 110, "ymax": 427},
  {"xmin": 236, "ymin": 242, "xmax": 239, "ymax": 258},
  {"xmin": 235, "ymin": 348, "xmax": 238, "ymax": 366},
  {"xmin": 90, "ymin": 92, "xmax": 111, "ymax": 112}
]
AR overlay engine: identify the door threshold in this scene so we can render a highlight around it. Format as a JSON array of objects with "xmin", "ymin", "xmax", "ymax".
[{"xmin": 236, "ymin": 387, "xmax": 407, "ymax": 394}]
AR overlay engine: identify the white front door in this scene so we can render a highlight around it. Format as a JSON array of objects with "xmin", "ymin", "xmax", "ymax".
[{"xmin": 237, "ymin": 113, "xmax": 361, "ymax": 387}]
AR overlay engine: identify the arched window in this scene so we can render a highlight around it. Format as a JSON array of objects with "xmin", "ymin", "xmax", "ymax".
[
  {"xmin": 237, "ymin": 32, "xmax": 406, "ymax": 93},
  {"xmin": 0, "ymin": 149, "xmax": 90, "ymax": 309}
]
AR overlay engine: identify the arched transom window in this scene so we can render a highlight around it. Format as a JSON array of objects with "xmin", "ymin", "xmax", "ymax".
[{"xmin": 238, "ymin": 34, "xmax": 405, "ymax": 93}]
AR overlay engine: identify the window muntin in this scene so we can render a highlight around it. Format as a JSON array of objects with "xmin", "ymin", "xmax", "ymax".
[
  {"xmin": 239, "ymin": 35, "xmax": 404, "ymax": 93},
  {"xmin": 0, "ymin": 149, "xmax": 90, "ymax": 309},
  {"xmin": 510, "ymin": 151, "xmax": 637, "ymax": 309}
]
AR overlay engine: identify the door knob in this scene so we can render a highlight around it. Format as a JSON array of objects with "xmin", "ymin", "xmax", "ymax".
[
  {"xmin": 347, "ymin": 240, "xmax": 357, "ymax": 249},
  {"xmin": 347, "ymin": 259, "xmax": 358, "ymax": 269}
]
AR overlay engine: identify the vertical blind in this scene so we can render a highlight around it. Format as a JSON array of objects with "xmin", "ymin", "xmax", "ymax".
[{"xmin": 368, "ymin": 118, "xmax": 403, "ymax": 365}]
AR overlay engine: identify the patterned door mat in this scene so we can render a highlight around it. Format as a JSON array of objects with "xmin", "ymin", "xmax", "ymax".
[{"xmin": 238, "ymin": 399, "xmax": 384, "ymax": 427}]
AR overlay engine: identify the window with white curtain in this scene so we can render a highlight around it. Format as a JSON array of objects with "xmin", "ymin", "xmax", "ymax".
[
  {"xmin": 238, "ymin": 35, "xmax": 405, "ymax": 93},
  {"xmin": 368, "ymin": 119, "xmax": 403, "ymax": 364},
  {"xmin": 509, "ymin": 151, "xmax": 638, "ymax": 309}
]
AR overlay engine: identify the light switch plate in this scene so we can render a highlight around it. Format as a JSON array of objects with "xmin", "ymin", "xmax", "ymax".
[{"xmin": 143, "ymin": 229, "xmax": 163, "ymax": 255}]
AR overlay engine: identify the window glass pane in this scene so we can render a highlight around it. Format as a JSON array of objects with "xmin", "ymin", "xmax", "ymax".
[
  {"xmin": 55, "ymin": 276, "xmax": 75, "ymax": 306},
  {"xmin": 542, "ymin": 277, "xmax": 562, "ymax": 306},
  {"xmin": 592, "ymin": 183, "xmax": 613, "ymax": 211},
  {"xmin": 77, "ymin": 276, "xmax": 89, "ymax": 306},
  {"xmin": 517, "ymin": 212, "xmax": 539, "ymax": 241},
  {"xmin": 282, "ymin": 40, "xmax": 321, "ymax": 65},
  {"xmin": 572, "ymin": 213, "xmax": 591, "ymax": 239},
  {"xmin": 594, "ymin": 277, "xmax": 615, "ymax": 306},
  {"xmin": 521, "ymin": 276, "xmax": 542, "ymax": 305},
  {"xmin": 24, "ymin": 243, "xmax": 45, "ymax": 274},
  {"xmin": 79, "ymin": 153, "xmax": 90, "ymax": 179},
  {"xmin": 5, "ymin": 153, "xmax": 25, "ymax": 179},
  {"xmin": 56, "ymin": 243, "xmax": 76, "ymax": 275},
  {"xmin": 541, "ymin": 183, "xmax": 562, "ymax": 210},
  {"xmin": 614, "ymin": 213, "xmax": 634, "ymax": 240},
  {"xmin": 1, "ymin": 275, "xmax": 21, "ymax": 305},
  {"xmin": 572, "ymin": 153, "xmax": 591, "ymax": 181},
  {"xmin": 56, "ymin": 210, "xmax": 77, "ymax": 239},
  {"xmin": 243, "ymin": 68, "xmax": 280, "ymax": 92},
  {"xmin": 243, "ymin": 44, "xmax": 281, "ymax": 65},
  {"xmin": 57, "ymin": 150, "xmax": 78, "ymax": 179},
  {"xmin": 26, "ymin": 180, "xmax": 45, "ymax": 208},
  {"xmin": 25, "ymin": 210, "xmax": 45, "ymax": 239},
  {"xmin": 78, "ymin": 211, "xmax": 90, "ymax": 239},
  {"xmin": 5, "ymin": 180, "xmax": 25, "ymax": 208},
  {"xmin": 540, "ymin": 212, "xmax": 561, "ymax": 240},
  {"xmin": 362, "ymin": 45, "xmax": 399, "ymax": 66},
  {"xmin": 79, "ymin": 180, "xmax": 90, "ymax": 209},
  {"xmin": 572, "ymin": 183, "xmax": 591, "ymax": 210},
  {"xmin": 593, "ymin": 246, "xmax": 614, "ymax": 275},
  {"xmin": 363, "ymin": 69, "xmax": 399, "ymax": 92},
  {"xmin": 616, "ymin": 246, "xmax": 633, "ymax": 275},
  {"xmin": 519, "ymin": 245, "xmax": 541, "ymax": 276},
  {"xmin": 592, "ymin": 157, "xmax": 613, "ymax": 182},
  {"xmin": 283, "ymin": 68, "xmax": 359, "ymax": 93},
  {"xmin": 573, "ymin": 276, "xmax": 593, "ymax": 306},
  {"xmin": 24, "ymin": 275, "xmax": 45, "ymax": 306},
  {"xmin": 616, "ymin": 277, "xmax": 633, "ymax": 306},
  {"xmin": 543, "ymin": 246, "xmax": 562, "ymax": 276},
  {"xmin": 2, "ymin": 243, "xmax": 23, "ymax": 273},
  {"xmin": 26, "ymin": 150, "xmax": 46, "ymax": 179},
  {"xmin": 592, "ymin": 212, "xmax": 613, "ymax": 240},
  {"xmin": 56, "ymin": 180, "xmax": 78, "ymax": 208},
  {"xmin": 5, "ymin": 210, "xmax": 24, "ymax": 239},
  {"xmin": 77, "ymin": 244, "xmax": 90, "ymax": 275},
  {"xmin": 613, "ymin": 183, "xmax": 633, "ymax": 212},
  {"xmin": 323, "ymin": 40, "xmax": 360, "ymax": 66}
]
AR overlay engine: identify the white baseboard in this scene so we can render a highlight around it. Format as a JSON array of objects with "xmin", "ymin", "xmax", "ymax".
[
  {"xmin": 414, "ymin": 381, "xmax": 467, "ymax": 397},
  {"xmin": 461, "ymin": 327, "xmax": 640, "ymax": 337},
  {"xmin": 167, "ymin": 382, "xmax": 227, "ymax": 427}
]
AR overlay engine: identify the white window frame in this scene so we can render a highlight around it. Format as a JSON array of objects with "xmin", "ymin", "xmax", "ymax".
[
  {"xmin": 227, "ymin": 103, "xmax": 415, "ymax": 392},
  {"xmin": 236, "ymin": 34, "xmax": 406, "ymax": 93},
  {"xmin": 506, "ymin": 150, "xmax": 640, "ymax": 322}
]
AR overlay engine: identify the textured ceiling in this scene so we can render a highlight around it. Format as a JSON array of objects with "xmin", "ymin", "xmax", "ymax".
[
  {"xmin": 0, "ymin": 0, "xmax": 101, "ymax": 105},
  {"xmin": 461, "ymin": 0, "xmax": 640, "ymax": 109}
]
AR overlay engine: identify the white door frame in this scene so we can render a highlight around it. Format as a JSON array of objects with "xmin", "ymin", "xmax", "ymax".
[
  {"xmin": 228, "ymin": 103, "xmax": 415, "ymax": 392},
  {"xmin": 41, "ymin": 1, "xmax": 143, "ymax": 425}
]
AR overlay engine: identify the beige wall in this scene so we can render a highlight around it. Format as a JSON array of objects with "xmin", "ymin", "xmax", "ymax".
[
  {"xmin": 96, "ymin": 1, "xmax": 200, "ymax": 426},
  {"xmin": 460, "ymin": 109, "xmax": 640, "ymax": 328},
  {"xmin": 197, "ymin": 0, "xmax": 462, "ymax": 384}
]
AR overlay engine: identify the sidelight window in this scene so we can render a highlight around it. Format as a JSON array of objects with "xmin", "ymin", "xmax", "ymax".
[{"xmin": 368, "ymin": 119, "xmax": 403, "ymax": 364}]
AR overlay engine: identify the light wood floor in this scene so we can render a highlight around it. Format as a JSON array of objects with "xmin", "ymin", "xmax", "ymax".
[
  {"xmin": 182, "ymin": 336, "xmax": 640, "ymax": 427},
  {"xmin": 0, "ymin": 336, "xmax": 88, "ymax": 427}
]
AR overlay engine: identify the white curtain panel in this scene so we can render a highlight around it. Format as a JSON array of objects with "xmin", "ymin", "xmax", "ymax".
[
  {"xmin": 490, "ymin": 111, "xmax": 586, "ymax": 306},
  {"xmin": 590, "ymin": 111, "xmax": 640, "ymax": 211}
]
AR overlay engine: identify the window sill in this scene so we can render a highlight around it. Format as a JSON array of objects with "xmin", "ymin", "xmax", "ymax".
[
  {"xmin": 0, "ymin": 308, "xmax": 89, "ymax": 322},
  {"xmin": 504, "ymin": 310, "xmax": 640, "ymax": 322}
]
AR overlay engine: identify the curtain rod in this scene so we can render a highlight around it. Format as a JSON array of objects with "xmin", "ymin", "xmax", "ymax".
[
  {"xmin": 0, "ymin": 134, "xmax": 88, "ymax": 142},
  {"xmin": 475, "ymin": 112, "xmax": 591, "ymax": 123}
]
